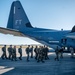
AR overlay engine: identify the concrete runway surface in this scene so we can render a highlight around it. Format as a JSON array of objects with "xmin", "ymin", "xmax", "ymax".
[{"xmin": 0, "ymin": 48, "xmax": 75, "ymax": 75}]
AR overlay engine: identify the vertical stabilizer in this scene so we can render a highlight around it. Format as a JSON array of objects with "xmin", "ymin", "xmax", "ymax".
[{"xmin": 7, "ymin": 1, "xmax": 33, "ymax": 30}]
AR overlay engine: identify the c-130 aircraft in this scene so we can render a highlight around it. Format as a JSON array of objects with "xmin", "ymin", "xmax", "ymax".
[{"xmin": 0, "ymin": 0, "xmax": 75, "ymax": 50}]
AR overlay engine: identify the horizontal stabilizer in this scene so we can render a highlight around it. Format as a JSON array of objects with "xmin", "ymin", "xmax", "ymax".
[{"xmin": 0, "ymin": 27, "xmax": 25, "ymax": 37}]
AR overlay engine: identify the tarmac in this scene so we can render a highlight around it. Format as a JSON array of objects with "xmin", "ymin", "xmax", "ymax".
[{"xmin": 0, "ymin": 48, "xmax": 75, "ymax": 75}]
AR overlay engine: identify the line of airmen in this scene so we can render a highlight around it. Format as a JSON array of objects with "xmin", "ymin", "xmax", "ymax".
[
  {"xmin": 1, "ymin": 45, "xmax": 49, "ymax": 62},
  {"xmin": 34, "ymin": 45, "xmax": 49, "ymax": 63},
  {"xmin": 1, "ymin": 45, "xmax": 22, "ymax": 61},
  {"xmin": 54, "ymin": 46, "xmax": 75, "ymax": 61},
  {"xmin": 1, "ymin": 45, "xmax": 74, "ymax": 62},
  {"xmin": 26, "ymin": 45, "xmax": 49, "ymax": 62}
]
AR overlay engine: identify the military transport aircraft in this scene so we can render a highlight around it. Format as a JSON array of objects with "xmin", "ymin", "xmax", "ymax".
[{"xmin": 0, "ymin": 0, "xmax": 75, "ymax": 50}]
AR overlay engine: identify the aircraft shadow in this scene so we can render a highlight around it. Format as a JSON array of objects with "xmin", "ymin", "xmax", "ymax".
[{"xmin": 0, "ymin": 54, "xmax": 75, "ymax": 75}]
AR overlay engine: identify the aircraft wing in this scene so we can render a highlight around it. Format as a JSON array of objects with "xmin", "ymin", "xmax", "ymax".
[{"xmin": 0, "ymin": 27, "xmax": 25, "ymax": 37}]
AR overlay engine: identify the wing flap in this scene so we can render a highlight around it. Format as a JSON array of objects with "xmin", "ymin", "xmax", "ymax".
[{"xmin": 0, "ymin": 27, "xmax": 25, "ymax": 37}]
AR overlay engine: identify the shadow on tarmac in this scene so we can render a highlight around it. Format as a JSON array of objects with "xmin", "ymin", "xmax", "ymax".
[{"xmin": 0, "ymin": 53, "xmax": 75, "ymax": 75}]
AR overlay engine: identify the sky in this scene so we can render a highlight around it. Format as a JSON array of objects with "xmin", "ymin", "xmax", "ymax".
[{"xmin": 0, "ymin": 0, "xmax": 75, "ymax": 45}]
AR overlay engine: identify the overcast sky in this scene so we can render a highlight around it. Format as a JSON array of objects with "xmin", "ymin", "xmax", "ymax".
[{"xmin": 0, "ymin": 0, "xmax": 75, "ymax": 45}]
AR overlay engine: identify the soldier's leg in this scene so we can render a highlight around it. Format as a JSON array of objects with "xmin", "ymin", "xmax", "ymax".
[
  {"xmin": 1, "ymin": 53, "xmax": 5, "ymax": 59},
  {"xmin": 13, "ymin": 54, "xmax": 15, "ymax": 60},
  {"xmin": 31, "ymin": 51, "xmax": 33, "ymax": 58},
  {"xmin": 73, "ymin": 53, "xmax": 74, "ymax": 58},
  {"xmin": 27, "ymin": 54, "xmax": 28, "ymax": 61},
  {"xmin": 8, "ymin": 53, "xmax": 11, "ymax": 60},
  {"xmin": 41, "ymin": 55, "xmax": 45, "ymax": 63},
  {"xmin": 19, "ymin": 53, "xmax": 21, "ymax": 60},
  {"xmin": 44, "ymin": 53, "xmax": 46, "ymax": 60},
  {"xmin": 11, "ymin": 53, "xmax": 14, "ymax": 61},
  {"xmin": 19, "ymin": 54, "xmax": 21, "ymax": 59},
  {"xmin": 36, "ymin": 53, "xmax": 38, "ymax": 60},
  {"xmin": 38, "ymin": 54, "xmax": 42, "ymax": 62},
  {"xmin": 72, "ymin": 53, "xmax": 73, "ymax": 58},
  {"xmin": 55, "ymin": 55, "xmax": 57, "ymax": 60},
  {"xmin": 20, "ymin": 53, "xmax": 22, "ymax": 60},
  {"xmin": 19, "ymin": 53, "xmax": 20, "ymax": 60},
  {"xmin": 14, "ymin": 54, "xmax": 17, "ymax": 61},
  {"xmin": 5, "ymin": 53, "xmax": 8, "ymax": 59},
  {"xmin": 27, "ymin": 54, "xmax": 29, "ymax": 61},
  {"xmin": 46, "ymin": 53, "xmax": 49, "ymax": 59},
  {"xmin": 4, "ymin": 53, "xmax": 6, "ymax": 59},
  {"xmin": 57, "ymin": 54, "xmax": 59, "ymax": 61},
  {"xmin": 30, "ymin": 52, "xmax": 32, "ymax": 58},
  {"xmin": 60, "ymin": 52, "xmax": 63, "ymax": 58},
  {"xmin": 8, "ymin": 54, "xmax": 10, "ymax": 59},
  {"xmin": 37, "ymin": 54, "xmax": 40, "ymax": 62},
  {"xmin": 35, "ymin": 53, "xmax": 37, "ymax": 59},
  {"xmin": 55, "ymin": 53, "xmax": 59, "ymax": 61},
  {"xmin": 45, "ymin": 53, "xmax": 47, "ymax": 60},
  {"xmin": 11, "ymin": 53, "xmax": 13, "ymax": 60},
  {"xmin": 56, "ymin": 54, "xmax": 58, "ymax": 60}
]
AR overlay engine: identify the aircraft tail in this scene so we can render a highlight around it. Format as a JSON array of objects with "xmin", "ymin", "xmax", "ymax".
[{"xmin": 7, "ymin": 1, "xmax": 33, "ymax": 30}]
